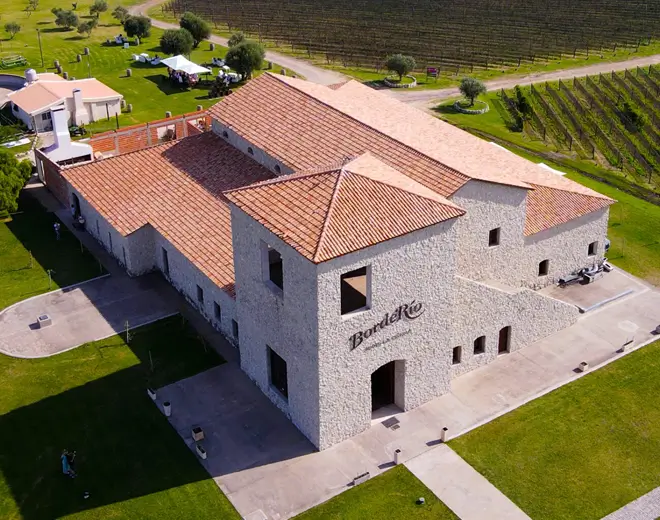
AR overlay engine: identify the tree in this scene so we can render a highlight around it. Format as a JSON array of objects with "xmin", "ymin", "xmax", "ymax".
[
  {"xmin": 89, "ymin": 0, "xmax": 108, "ymax": 18},
  {"xmin": 384, "ymin": 54, "xmax": 416, "ymax": 81},
  {"xmin": 622, "ymin": 100, "xmax": 647, "ymax": 131},
  {"xmin": 78, "ymin": 18, "xmax": 97, "ymax": 37},
  {"xmin": 51, "ymin": 6, "xmax": 62, "ymax": 16},
  {"xmin": 514, "ymin": 86, "xmax": 531, "ymax": 118},
  {"xmin": 123, "ymin": 15, "xmax": 151, "ymax": 38},
  {"xmin": 112, "ymin": 5, "xmax": 128, "ymax": 23},
  {"xmin": 4, "ymin": 22, "xmax": 21, "ymax": 39},
  {"xmin": 0, "ymin": 149, "xmax": 32, "ymax": 217},
  {"xmin": 224, "ymin": 40, "xmax": 265, "ymax": 79},
  {"xmin": 227, "ymin": 31, "xmax": 245, "ymax": 48},
  {"xmin": 160, "ymin": 28, "xmax": 194, "ymax": 55},
  {"xmin": 25, "ymin": 0, "xmax": 39, "ymax": 16},
  {"xmin": 459, "ymin": 77, "xmax": 487, "ymax": 106},
  {"xmin": 55, "ymin": 9, "xmax": 78, "ymax": 30},
  {"xmin": 179, "ymin": 11, "xmax": 210, "ymax": 48}
]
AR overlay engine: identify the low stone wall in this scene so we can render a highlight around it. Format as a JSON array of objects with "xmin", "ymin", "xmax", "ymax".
[
  {"xmin": 384, "ymin": 75, "xmax": 417, "ymax": 88},
  {"xmin": 453, "ymin": 100, "xmax": 489, "ymax": 114}
]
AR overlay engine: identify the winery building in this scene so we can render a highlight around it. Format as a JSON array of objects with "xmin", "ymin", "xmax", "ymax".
[{"xmin": 38, "ymin": 73, "xmax": 614, "ymax": 450}]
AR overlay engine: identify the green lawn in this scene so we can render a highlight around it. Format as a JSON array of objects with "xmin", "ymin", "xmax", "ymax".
[
  {"xmin": 435, "ymin": 95, "xmax": 660, "ymax": 286},
  {"xmin": 0, "ymin": 0, "xmax": 286, "ymax": 134},
  {"xmin": 294, "ymin": 465, "xmax": 458, "ymax": 520},
  {"xmin": 150, "ymin": 5, "xmax": 660, "ymax": 90},
  {"xmin": 450, "ymin": 339, "xmax": 660, "ymax": 520},
  {"xmin": 0, "ymin": 316, "xmax": 237, "ymax": 520},
  {"xmin": 0, "ymin": 192, "xmax": 102, "ymax": 310}
]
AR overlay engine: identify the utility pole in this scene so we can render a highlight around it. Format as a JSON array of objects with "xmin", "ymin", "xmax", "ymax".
[{"xmin": 37, "ymin": 28, "xmax": 44, "ymax": 68}]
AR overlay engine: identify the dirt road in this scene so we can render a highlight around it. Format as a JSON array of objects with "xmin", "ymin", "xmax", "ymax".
[{"xmin": 128, "ymin": 0, "xmax": 347, "ymax": 85}]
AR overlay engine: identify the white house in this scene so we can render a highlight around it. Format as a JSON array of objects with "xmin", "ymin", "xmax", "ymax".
[
  {"xmin": 8, "ymin": 70, "xmax": 122, "ymax": 132},
  {"xmin": 38, "ymin": 73, "xmax": 614, "ymax": 450}
]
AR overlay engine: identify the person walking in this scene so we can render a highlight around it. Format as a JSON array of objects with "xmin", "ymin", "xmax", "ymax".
[
  {"xmin": 61, "ymin": 449, "xmax": 72, "ymax": 477},
  {"xmin": 53, "ymin": 222, "xmax": 61, "ymax": 240},
  {"xmin": 66, "ymin": 450, "xmax": 77, "ymax": 478}
]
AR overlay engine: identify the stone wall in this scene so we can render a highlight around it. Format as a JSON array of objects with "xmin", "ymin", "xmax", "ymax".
[
  {"xmin": 315, "ymin": 219, "xmax": 458, "ymax": 449},
  {"xmin": 230, "ymin": 205, "xmax": 321, "ymax": 446},
  {"xmin": 449, "ymin": 276, "xmax": 579, "ymax": 378}
]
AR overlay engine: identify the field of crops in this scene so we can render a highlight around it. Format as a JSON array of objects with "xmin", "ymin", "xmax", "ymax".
[
  {"xmin": 162, "ymin": 0, "xmax": 660, "ymax": 72},
  {"xmin": 496, "ymin": 65, "xmax": 660, "ymax": 189}
]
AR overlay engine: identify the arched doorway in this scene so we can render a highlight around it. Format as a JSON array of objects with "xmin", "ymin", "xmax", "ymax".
[
  {"xmin": 71, "ymin": 193, "xmax": 81, "ymax": 219},
  {"xmin": 371, "ymin": 360, "xmax": 405, "ymax": 413}
]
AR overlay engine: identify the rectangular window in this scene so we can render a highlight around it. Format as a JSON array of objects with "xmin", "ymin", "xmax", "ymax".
[
  {"xmin": 538, "ymin": 259, "xmax": 549, "ymax": 276},
  {"xmin": 588, "ymin": 241, "xmax": 597, "ymax": 256},
  {"xmin": 162, "ymin": 247, "xmax": 169, "ymax": 276},
  {"xmin": 340, "ymin": 266, "xmax": 370, "ymax": 315},
  {"xmin": 41, "ymin": 111, "xmax": 52, "ymax": 121},
  {"xmin": 474, "ymin": 336, "xmax": 486, "ymax": 355},
  {"xmin": 232, "ymin": 319, "xmax": 239, "ymax": 340},
  {"xmin": 268, "ymin": 248, "xmax": 283, "ymax": 290},
  {"xmin": 214, "ymin": 301, "xmax": 221, "ymax": 321},
  {"xmin": 107, "ymin": 231, "xmax": 112, "ymax": 252},
  {"xmin": 452, "ymin": 346, "xmax": 462, "ymax": 365},
  {"xmin": 268, "ymin": 346, "xmax": 288, "ymax": 399},
  {"xmin": 488, "ymin": 228, "xmax": 501, "ymax": 246},
  {"xmin": 196, "ymin": 285, "xmax": 204, "ymax": 303},
  {"xmin": 498, "ymin": 326, "xmax": 511, "ymax": 354}
]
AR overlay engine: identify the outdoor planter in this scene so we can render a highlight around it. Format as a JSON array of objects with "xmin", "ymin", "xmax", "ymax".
[
  {"xmin": 192, "ymin": 426, "xmax": 204, "ymax": 442},
  {"xmin": 163, "ymin": 401, "xmax": 172, "ymax": 417},
  {"xmin": 440, "ymin": 426, "xmax": 449, "ymax": 443},
  {"xmin": 394, "ymin": 448, "xmax": 402, "ymax": 465},
  {"xmin": 196, "ymin": 444, "xmax": 207, "ymax": 460},
  {"xmin": 147, "ymin": 388, "xmax": 157, "ymax": 401},
  {"xmin": 353, "ymin": 472, "xmax": 370, "ymax": 485},
  {"xmin": 37, "ymin": 314, "xmax": 52, "ymax": 328},
  {"xmin": 578, "ymin": 361, "xmax": 589, "ymax": 372}
]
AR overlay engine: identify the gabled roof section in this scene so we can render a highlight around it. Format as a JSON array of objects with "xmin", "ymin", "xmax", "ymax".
[
  {"xmin": 225, "ymin": 153, "xmax": 465, "ymax": 262},
  {"xmin": 209, "ymin": 73, "xmax": 470, "ymax": 197}
]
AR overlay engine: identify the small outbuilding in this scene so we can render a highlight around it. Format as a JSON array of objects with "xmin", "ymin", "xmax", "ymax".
[{"xmin": 7, "ymin": 70, "xmax": 123, "ymax": 132}]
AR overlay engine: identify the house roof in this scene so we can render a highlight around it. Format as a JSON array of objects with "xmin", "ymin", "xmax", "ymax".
[
  {"xmin": 225, "ymin": 153, "xmax": 465, "ymax": 262},
  {"xmin": 61, "ymin": 132, "xmax": 273, "ymax": 296},
  {"xmin": 8, "ymin": 77, "xmax": 122, "ymax": 115},
  {"xmin": 210, "ymin": 73, "xmax": 613, "ymax": 235}
]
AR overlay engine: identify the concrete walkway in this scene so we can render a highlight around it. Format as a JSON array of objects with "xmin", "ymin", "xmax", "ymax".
[
  {"xmin": 156, "ymin": 270, "xmax": 660, "ymax": 519},
  {"xmin": 406, "ymin": 445, "xmax": 530, "ymax": 520},
  {"xmin": 602, "ymin": 487, "xmax": 660, "ymax": 520}
]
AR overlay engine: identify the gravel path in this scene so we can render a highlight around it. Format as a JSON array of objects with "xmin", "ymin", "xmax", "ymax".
[
  {"xmin": 601, "ymin": 487, "xmax": 660, "ymax": 520},
  {"xmin": 128, "ymin": 0, "xmax": 347, "ymax": 85}
]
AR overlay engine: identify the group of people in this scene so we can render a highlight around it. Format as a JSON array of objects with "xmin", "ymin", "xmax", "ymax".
[
  {"xmin": 167, "ymin": 68, "xmax": 200, "ymax": 87},
  {"xmin": 114, "ymin": 34, "xmax": 129, "ymax": 45}
]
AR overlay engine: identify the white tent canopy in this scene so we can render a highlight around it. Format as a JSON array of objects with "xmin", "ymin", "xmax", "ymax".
[{"xmin": 161, "ymin": 55, "xmax": 211, "ymax": 75}]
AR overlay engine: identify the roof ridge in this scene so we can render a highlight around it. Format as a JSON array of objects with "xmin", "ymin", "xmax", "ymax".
[
  {"xmin": 312, "ymin": 168, "xmax": 346, "ymax": 263},
  {"xmin": 266, "ymin": 73, "xmax": 468, "ymax": 184},
  {"xmin": 528, "ymin": 182, "xmax": 614, "ymax": 202},
  {"xmin": 224, "ymin": 167, "xmax": 339, "ymax": 195}
]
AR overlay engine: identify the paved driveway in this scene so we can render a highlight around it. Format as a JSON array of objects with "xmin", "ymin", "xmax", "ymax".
[{"xmin": 0, "ymin": 273, "xmax": 178, "ymax": 358}]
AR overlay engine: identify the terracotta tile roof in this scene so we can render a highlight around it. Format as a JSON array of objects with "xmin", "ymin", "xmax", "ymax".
[
  {"xmin": 525, "ymin": 184, "xmax": 612, "ymax": 235},
  {"xmin": 8, "ymin": 77, "xmax": 122, "ymax": 114},
  {"xmin": 61, "ymin": 132, "xmax": 273, "ymax": 296},
  {"xmin": 225, "ymin": 153, "xmax": 465, "ymax": 262},
  {"xmin": 209, "ymin": 73, "xmax": 469, "ymax": 198},
  {"xmin": 210, "ymin": 73, "xmax": 614, "ymax": 235}
]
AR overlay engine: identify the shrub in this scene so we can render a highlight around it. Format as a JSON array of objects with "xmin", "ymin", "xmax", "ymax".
[
  {"xmin": 179, "ymin": 11, "xmax": 210, "ymax": 48},
  {"xmin": 4, "ymin": 22, "xmax": 21, "ymax": 39},
  {"xmin": 622, "ymin": 100, "xmax": 647, "ymax": 131},
  {"xmin": 160, "ymin": 28, "xmax": 194, "ymax": 55},
  {"xmin": 123, "ymin": 15, "xmax": 151, "ymax": 38},
  {"xmin": 0, "ymin": 149, "xmax": 32, "ymax": 215},
  {"xmin": 224, "ymin": 40, "xmax": 265, "ymax": 79},
  {"xmin": 55, "ymin": 9, "xmax": 78, "ymax": 30},
  {"xmin": 227, "ymin": 31, "xmax": 246, "ymax": 48},
  {"xmin": 384, "ymin": 54, "xmax": 416, "ymax": 80},
  {"xmin": 459, "ymin": 77, "xmax": 487, "ymax": 106}
]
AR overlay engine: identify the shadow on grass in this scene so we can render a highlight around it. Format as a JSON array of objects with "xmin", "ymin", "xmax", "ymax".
[
  {"xmin": 64, "ymin": 36, "xmax": 86, "ymax": 41},
  {"xmin": 36, "ymin": 21, "xmax": 51, "ymax": 25},
  {"xmin": 431, "ymin": 104, "xmax": 459, "ymax": 115},
  {"xmin": 143, "ymin": 75, "xmax": 212, "ymax": 96},
  {"xmin": 0, "ymin": 317, "xmax": 226, "ymax": 520},
  {"xmin": 41, "ymin": 27, "xmax": 73, "ymax": 33}
]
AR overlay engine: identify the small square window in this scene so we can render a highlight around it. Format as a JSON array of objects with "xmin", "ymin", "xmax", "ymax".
[
  {"xmin": 214, "ymin": 301, "xmax": 221, "ymax": 321},
  {"xmin": 196, "ymin": 285, "xmax": 204, "ymax": 303},
  {"xmin": 41, "ymin": 111, "xmax": 52, "ymax": 121},
  {"xmin": 232, "ymin": 319, "xmax": 239, "ymax": 340},
  {"xmin": 538, "ymin": 259, "xmax": 549, "ymax": 276},
  {"xmin": 247, "ymin": 146, "xmax": 254, "ymax": 155},
  {"xmin": 162, "ymin": 247, "xmax": 169, "ymax": 276},
  {"xmin": 268, "ymin": 346, "xmax": 288, "ymax": 399},
  {"xmin": 452, "ymin": 346, "xmax": 462, "ymax": 365},
  {"xmin": 488, "ymin": 227, "xmax": 500, "ymax": 246},
  {"xmin": 222, "ymin": 130, "xmax": 229, "ymax": 138},
  {"xmin": 474, "ymin": 336, "xmax": 486, "ymax": 355},
  {"xmin": 588, "ymin": 241, "xmax": 597, "ymax": 256},
  {"xmin": 341, "ymin": 266, "xmax": 370, "ymax": 315},
  {"xmin": 274, "ymin": 164, "xmax": 281, "ymax": 174}
]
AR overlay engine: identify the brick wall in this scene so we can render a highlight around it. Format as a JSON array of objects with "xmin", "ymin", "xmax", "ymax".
[
  {"xmin": 88, "ymin": 112, "xmax": 211, "ymax": 156},
  {"xmin": 36, "ymin": 149, "xmax": 69, "ymax": 206}
]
